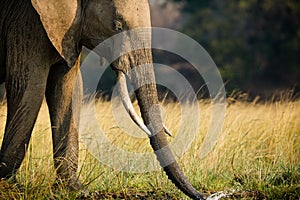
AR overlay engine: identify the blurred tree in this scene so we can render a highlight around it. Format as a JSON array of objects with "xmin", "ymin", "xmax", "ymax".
[{"xmin": 170, "ymin": 0, "xmax": 300, "ymax": 95}]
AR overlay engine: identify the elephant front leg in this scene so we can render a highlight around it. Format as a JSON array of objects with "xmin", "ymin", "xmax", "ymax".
[
  {"xmin": 0, "ymin": 65, "xmax": 49, "ymax": 179},
  {"xmin": 45, "ymin": 61, "xmax": 82, "ymax": 190}
]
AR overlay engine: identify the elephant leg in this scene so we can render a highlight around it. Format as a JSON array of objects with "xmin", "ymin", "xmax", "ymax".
[
  {"xmin": 45, "ymin": 61, "xmax": 82, "ymax": 189},
  {"xmin": 0, "ymin": 64, "xmax": 49, "ymax": 178}
]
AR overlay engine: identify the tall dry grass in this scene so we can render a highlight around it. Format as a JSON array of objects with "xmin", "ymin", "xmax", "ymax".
[{"xmin": 0, "ymin": 98, "xmax": 299, "ymax": 199}]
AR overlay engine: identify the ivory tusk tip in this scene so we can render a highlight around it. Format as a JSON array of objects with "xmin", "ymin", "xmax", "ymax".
[{"xmin": 164, "ymin": 126, "xmax": 173, "ymax": 137}]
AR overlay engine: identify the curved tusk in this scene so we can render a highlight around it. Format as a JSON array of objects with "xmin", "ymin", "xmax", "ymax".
[{"xmin": 116, "ymin": 71, "xmax": 152, "ymax": 136}]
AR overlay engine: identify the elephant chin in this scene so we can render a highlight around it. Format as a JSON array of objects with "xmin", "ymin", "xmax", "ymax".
[{"xmin": 116, "ymin": 71, "xmax": 206, "ymax": 200}]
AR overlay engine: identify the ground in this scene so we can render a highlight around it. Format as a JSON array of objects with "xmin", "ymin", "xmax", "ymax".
[{"xmin": 0, "ymin": 97, "xmax": 299, "ymax": 199}]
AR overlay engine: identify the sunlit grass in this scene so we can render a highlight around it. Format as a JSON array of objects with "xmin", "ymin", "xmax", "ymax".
[{"xmin": 0, "ymin": 98, "xmax": 299, "ymax": 199}]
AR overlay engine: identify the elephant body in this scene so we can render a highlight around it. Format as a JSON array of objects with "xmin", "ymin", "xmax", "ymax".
[
  {"xmin": 0, "ymin": 0, "xmax": 205, "ymax": 199},
  {"xmin": 0, "ymin": 0, "xmax": 80, "ymax": 183}
]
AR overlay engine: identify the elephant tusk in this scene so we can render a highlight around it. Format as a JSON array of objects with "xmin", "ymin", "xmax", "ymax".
[
  {"xmin": 116, "ymin": 72, "xmax": 152, "ymax": 136},
  {"xmin": 164, "ymin": 126, "xmax": 173, "ymax": 137}
]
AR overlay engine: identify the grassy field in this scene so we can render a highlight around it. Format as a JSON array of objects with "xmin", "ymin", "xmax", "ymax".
[{"xmin": 0, "ymin": 98, "xmax": 299, "ymax": 199}]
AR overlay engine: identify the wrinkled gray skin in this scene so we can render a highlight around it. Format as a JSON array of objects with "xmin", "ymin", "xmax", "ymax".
[{"xmin": 0, "ymin": 0, "xmax": 205, "ymax": 199}]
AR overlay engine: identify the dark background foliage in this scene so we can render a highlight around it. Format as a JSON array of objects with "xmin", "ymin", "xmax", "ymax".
[
  {"xmin": 1, "ymin": 0, "xmax": 299, "ymax": 100},
  {"xmin": 171, "ymin": 0, "xmax": 300, "ymax": 97}
]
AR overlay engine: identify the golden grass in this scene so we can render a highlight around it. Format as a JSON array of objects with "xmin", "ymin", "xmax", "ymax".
[{"xmin": 0, "ymin": 98, "xmax": 299, "ymax": 199}]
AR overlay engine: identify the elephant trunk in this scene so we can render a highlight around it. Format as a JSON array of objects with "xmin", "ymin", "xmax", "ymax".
[
  {"xmin": 115, "ymin": 50, "xmax": 205, "ymax": 199},
  {"xmin": 134, "ymin": 78, "xmax": 206, "ymax": 200}
]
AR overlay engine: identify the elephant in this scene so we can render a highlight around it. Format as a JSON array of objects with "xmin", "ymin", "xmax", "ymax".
[{"xmin": 0, "ymin": 0, "xmax": 206, "ymax": 199}]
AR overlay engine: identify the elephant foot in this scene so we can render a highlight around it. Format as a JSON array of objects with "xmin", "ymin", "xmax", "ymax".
[
  {"xmin": 0, "ymin": 178, "xmax": 15, "ymax": 190},
  {"xmin": 52, "ymin": 178, "xmax": 89, "ymax": 197},
  {"xmin": 0, "ymin": 176, "xmax": 24, "ymax": 192},
  {"xmin": 0, "ymin": 171, "xmax": 18, "ymax": 185}
]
